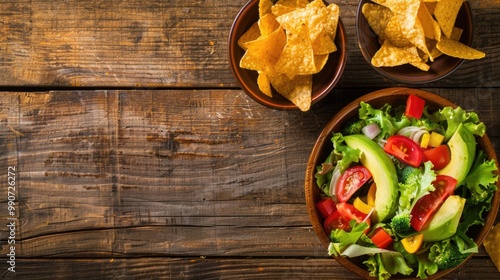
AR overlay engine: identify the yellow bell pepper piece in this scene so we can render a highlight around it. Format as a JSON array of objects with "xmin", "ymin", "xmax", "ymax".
[
  {"xmin": 401, "ymin": 233, "xmax": 424, "ymax": 254},
  {"xmin": 353, "ymin": 197, "xmax": 374, "ymax": 215},
  {"xmin": 367, "ymin": 182, "xmax": 376, "ymax": 207},
  {"xmin": 428, "ymin": 132, "xmax": 444, "ymax": 147},
  {"xmin": 420, "ymin": 132, "xmax": 430, "ymax": 148}
]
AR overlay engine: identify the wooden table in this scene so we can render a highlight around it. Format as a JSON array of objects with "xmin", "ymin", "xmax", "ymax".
[{"xmin": 0, "ymin": 0, "xmax": 499, "ymax": 279}]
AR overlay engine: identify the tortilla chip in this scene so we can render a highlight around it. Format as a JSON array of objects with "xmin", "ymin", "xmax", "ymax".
[
  {"xmin": 269, "ymin": 74, "xmax": 312, "ymax": 112},
  {"xmin": 418, "ymin": 1, "xmax": 440, "ymax": 40},
  {"xmin": 274, "ymin": 25, "xmax": 316, "ymax": 78},
  {"xmin": 484, "ymin": 223, "xmax": 500, "ymax": 272},
  {"xmin": 371, "ymin": 40, "xmax": 423, "ymax": 67},
  {"xmin": 324, "ymin": 3, "xmax": 340, "ymax": 40},
  {"xmin": 258, "ymin": 13, "xmax": 280, "ymax": 37},
  {"xmin": 436, "ymin": 36, "xmax": 486, "ymax": 59},
  {"xmin": 362, "ymin": 3, "xmax": 394, "ymax": 40},
  {"xmin": 434, "ymin": 0, "xmax": 462, "ymax": 38},
  {"xmin": 257, "ymin": 72, "xmax": 273, "ymax": 97},
  {"xmin": 384, "ymin": 15, "xmax": 413, "ymax": 48},
  {"xmin": 241, "ymin": 26, "xmax": 287, "ymax": 72},
  {"xmin": 313, "ymin": 29, "xmax": 337, "ymax": 55},
  {"xmin": 238, "ymin": 22, "xmax": 261, "ymax": 50},
  {"xmin": 259, "ymin": 0, "xmax": 273, "ymax": 18}
]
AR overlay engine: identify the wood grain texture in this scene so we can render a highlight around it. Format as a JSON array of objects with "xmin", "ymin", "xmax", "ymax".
[
  {"xmin": 0, "ymin": 0, "xmax": 498, "ymax": 88},
  {"xmin": 0, "ymin": 88, "xmax": 499, "ymax": 278},
  {"xmin": 1, "ymin": 257, "xmax": 499, "ymax": 280}
]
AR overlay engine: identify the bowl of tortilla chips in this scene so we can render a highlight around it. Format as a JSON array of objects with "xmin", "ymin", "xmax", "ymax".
[
  {"xmin": 356, "ymin": 0, "xmax": 485, "ymax": 84},
  {"xmin": 228, "ymin": 0, "xmax": 347, "ymax": 111}
]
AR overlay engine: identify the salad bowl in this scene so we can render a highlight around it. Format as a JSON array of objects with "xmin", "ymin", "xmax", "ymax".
[{"xmin": 304, "ymin": 87, "xmax": 500, "ymax": 279}]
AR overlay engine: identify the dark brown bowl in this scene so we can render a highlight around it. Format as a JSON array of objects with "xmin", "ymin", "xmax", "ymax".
[
  {"xmin": 228, "ymin": 0, "xmax": 347, "ymax": 110},
  {"xmin": 356, "ymin": 0, "xmax": 473, "ymax": 84},
  {"xmin": 304, "ymin": 87, "xmax": 500, "ymax": 279}
]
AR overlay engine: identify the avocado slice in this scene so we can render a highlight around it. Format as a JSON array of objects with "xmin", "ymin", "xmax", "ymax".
[
  {"xmin": 421, "ymin": 195, "xmax": 466, "ymax": 242},
  {"xmin": 436, "ymin": 123, "xmax": 476, "ymax": 185},
  {"xmin": 344, "ymin": 134, "xmax": 398, "ymax": 223}
]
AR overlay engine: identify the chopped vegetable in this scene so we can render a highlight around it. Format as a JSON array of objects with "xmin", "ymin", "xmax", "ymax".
[
  {"xmin": 405, "ymin": 94, "xmax": 425, "ymax": 119},
  {"xmin": 423, "ymin": 145, "xmax": 451, "ymax": 170},
  {"xmin": 428, "ymin": 132, "xmax": 445, "ymax": 147},
  {"xmin": 401, "ymin": 234, "xmax": 423, "ymax": 254},
  {"xmin": 428, "ymin": 237, "xmax": 471, "ymax": 270},
  {"xmin": 367, "ymin": 182, "xmax": 376, "ymax": 207},
  {"xmin": 316, "ymin": 198, "xmax": 336, "ymax": 219},
  {"xmin": 384, "ymin": 135, "xmax": 424, "ymax": 167},
  {"xmin": 370, "ymin": 227, "xmax": 393, "ymax": 249},
  {"xmin": 337, "ymin": 166, "xmax": 372, "ymax": 203},
  {"xmin": 411, "ymin": 175, "xmax": 457, "ymax": 231},
  {"xmin": 361, "ymin": 123, "xmax": 381, "ymax": 139},
  {"xmin": 353, "ymin": 197, "xmax": 374, "ymax": 215},
  {"xmin": 420, "ymin": 132, "xmax": 430, "ymax": 148}
]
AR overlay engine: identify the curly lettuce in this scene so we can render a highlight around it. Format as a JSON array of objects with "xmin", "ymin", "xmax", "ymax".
[{"xmin": 359, "ymin": 102, "xmax": 411, "ymax": 140}]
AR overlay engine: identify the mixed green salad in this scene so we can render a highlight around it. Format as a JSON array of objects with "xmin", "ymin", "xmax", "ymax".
[{"xmin": 314, "ymin": 94, "xmax": 498, "ymax": 279}]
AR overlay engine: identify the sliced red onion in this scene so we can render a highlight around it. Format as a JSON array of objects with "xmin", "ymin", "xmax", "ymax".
[
  {"xmin": 329, "ymin": 166, "xmax": 341, "ymax": 202},
  {"xmin": 361, "ymin": 123, "xmax": 381, "ymax": 139}
]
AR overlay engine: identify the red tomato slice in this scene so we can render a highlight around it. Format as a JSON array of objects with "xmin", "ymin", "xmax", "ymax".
[
  {"xmin": 336, "ymin": 202, "xmax": 369, "ymax": 224},
  {"xmin": 384, "ymin": 135, "xmax": 424, "ymax": 167},
  {"xmin": 324, "ymin": 210, "xmax": 350, "ymax": 233},
  {"xmin": 370, "ymin": 227, "xmax": 393, "ymax": 249},
  {"xmin": 405, "ymin": 94, "xmax": 425, "ymax": 119},
  {"xmin": 336, "ymin": 166, "xmax": 372, "ymax": 203},
  {"xmin": 316, "ymin": 198, "xmax": 337, "ymax": 219},
  {"xmin": 410, "ymin": 175, "xmax": 458, "ymax": 231},
  {"xmin": 423, "ymin": 145, "xmax": 451, "ymax": 170}
]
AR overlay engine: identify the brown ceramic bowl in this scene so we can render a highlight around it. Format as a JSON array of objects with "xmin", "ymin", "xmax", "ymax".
[
  {"xmin": 305, "ymin": 87, "xmax": 500, "ymax": 279},
  {"xmin": 228, "ymin": 0, "xmax": 347, "ymax": 110},
  {"xmin": 356, "ymin": 0, "xmax": 473, "ymax": 84}
]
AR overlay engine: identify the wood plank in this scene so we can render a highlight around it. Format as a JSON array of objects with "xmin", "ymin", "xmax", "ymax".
[
  {"xmin": 1, "ymin": 257, "xmax": 499, "ymax": 279},
  {"xmin": 0, "ymin": 1, "xmax": 498, "ymax": 88},
  {"xmin": 0, "ymin": 88, "xmax": 498, "ymax": 258}
]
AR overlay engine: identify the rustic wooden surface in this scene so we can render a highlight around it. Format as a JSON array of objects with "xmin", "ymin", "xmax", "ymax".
[{"xmin": 0, "ymin": 0, "xmax": 499, "ymax": 279}]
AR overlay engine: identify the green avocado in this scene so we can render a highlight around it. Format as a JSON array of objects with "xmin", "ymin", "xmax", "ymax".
[
  {"xmin": 436, "ymin": 123, "xmax": 476, "ymax": 185},
  {"xmin": 421, "ymin": 195, "xmax": 466, "ymax": 242},
  {"xmin": 344, "ymin": 134, "xmax": 398, "ymax": 223}
]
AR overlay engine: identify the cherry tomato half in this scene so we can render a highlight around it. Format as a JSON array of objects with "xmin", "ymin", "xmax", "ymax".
[
  {"xmin": 336, "ymin": 202, "xmax": 371, "ymax": 225},
  {"xmin": 410, "ymin": 175, "xmax": 458, "ymax": 231},
  {"xmin": 370, "ymin": 227, "xmax": 393, "ymax": 249},
  {"xmin": 316, "ymin": 198, "xmax": 337, "ymax": 219},
  {"xmin": 324, "ymin": 210, "xmax": 350, "ymax": 233},
  {"xmin": 384, "ymin": 135, "xmax": 424, "ymax": 167},
  {"xmin": 336, "ymin": 166, "xmax": 372, "ymax": 203},
  {"xmin": 423, "ymin": 145, "xmax": 451, "ymax": 170}
]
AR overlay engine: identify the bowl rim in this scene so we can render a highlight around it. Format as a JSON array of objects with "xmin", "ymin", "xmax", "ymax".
[
  {"xmin": 305, "ymin": 87, "xmax": 500, "ymax": 279},
  {"xmin": 228, "ymin": 0, "xmax": 348, "ymax": 110},
  {"xmin": 355, "ymin": 0, "xmax": 473, "ymax": 84}
]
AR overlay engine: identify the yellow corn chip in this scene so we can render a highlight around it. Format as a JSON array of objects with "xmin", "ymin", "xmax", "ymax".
[
  {"xmin": 259, "ymin": 0, "xmax": 273, "ymax": 18},
  {"xmin": 258, "ymin": 13, "xmax": 280, "ymax": 37},
  {"xmin": 269, "ymin": 74, "xmax": 312, "ymax": 112},
  {"xmin": 238, "ymin": 22, "xmax": 261, "ymax": 50},
  {"xmin": 434, "ymin": 0, "xmax": 462, "ymax": 38},
  {"xmin": 257, "ymin": 72, "xmax": 273, "ymax": 97},
  {"xmin": 371, "ymin": 40, "xmax": 423, "ymax": 67},
  {"xmin": 425, "ymin": 1, "xmax": 438, "ymax": 15},
  {"xmin": 324, "ymin": 3, "xmax": 340, "ymax": 40},
  {"xmin": 402, "ymin": 17, "xmax": 433, "ymax": 61},
  {"xmin": 373, "ymin": 0, "xmax": 420, "ymax": 30},
  {"xmin": 484, "ymin": 223, "xmax": 500, "ymax": 273},
  {"xmin": 313, "ymin": 29, "xmax": 337, "ymax": 55},
  {"xmin": 271, "ymin": 0, "xmax": 298, "ymax": 17},
  {"xmin": 276, "ymin": 0, "xmax": 328, "ymax": 42},
  {"xmin": 436, "ymin": 36, "xmax": 486, "ymax": 59},
  {"xmin": 362, "ymin": 3, "xmax": 394, "ymax": 40},
  {"xmin": 418, "ymin": 1, "xmax": 439, "ymax": 40},
  {"xmin": 314, "ymin": 54, "xmax": 330, "ymax": 72},
  {"xmin": 384, "ymin": 15, "xmax": 413, "ymax": 48},
  {"xmin": 274, "ymin": 25, "xmax": 316, "ymax": 78},
  {"xmin": 241, "ymin": 26, "xmax": 287, "ymax": 73}
]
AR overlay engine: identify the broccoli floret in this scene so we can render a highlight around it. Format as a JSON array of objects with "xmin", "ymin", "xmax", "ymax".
[
  {"xmin": 398, "ymin": 166, "xmax": 420, "ymax": 185},
  {"xmin": 390, "ymin": 210, "xmax": 412, "ymax": 235},
  {"xmin": 428, "ymin": 239, "xmax": 471, "ymax": 270},
  {"xmin": 341, "ymin": 118, "xmax": 366, "ymax": 135}
]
